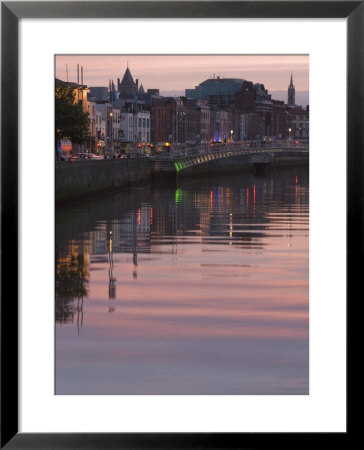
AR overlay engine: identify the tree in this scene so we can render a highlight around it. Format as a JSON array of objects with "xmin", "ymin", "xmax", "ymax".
[{"xmin": 55, "ymin": 81, "xmax": 90, "ymax": 146}]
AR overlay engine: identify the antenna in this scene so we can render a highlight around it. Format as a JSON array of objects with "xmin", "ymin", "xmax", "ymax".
[{"xmin": 66, "ymin": 64, "xmax": 68, "ymax": 82}]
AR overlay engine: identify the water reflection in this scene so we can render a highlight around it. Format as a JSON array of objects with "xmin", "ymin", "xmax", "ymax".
[
  {"xmin": 56, "ymin": 168, "xmax": 309, "ymax": 394},
  {"xmin": 55, "ymin": 241, "xmax": 89, "ymax": 333}
]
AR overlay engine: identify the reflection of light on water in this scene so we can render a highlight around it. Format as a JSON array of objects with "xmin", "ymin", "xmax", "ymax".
[
  {"xmin": 175, "ymin": 188, "xmax": 183, "ymax": 204},
  {"xmin": 229, "ymin": 212, "xmax": 233, "ymax": 244},
  {"xmin": 108, "ymin": 229, "xmax": 116, "ymax": 302},
  {"xmin": 56, "ymin": 169, "xmax": 309, "ymax": 395},
  {"xmin": 76, "ymin": 296, "xmax": 83, "ymax": 336},
  {"xmin": 253, "ymin": 184, "xmax": 256, "ymax": 219}
]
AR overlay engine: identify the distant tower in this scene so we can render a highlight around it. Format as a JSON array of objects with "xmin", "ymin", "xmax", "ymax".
[{"xmin": 288, "ymin": 73, "xmax": 295, "ymax": 106}]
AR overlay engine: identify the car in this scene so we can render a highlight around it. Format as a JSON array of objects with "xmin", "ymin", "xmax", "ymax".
[{"xmin": 90, "ymin": 154, "xmax": 104, "ymax": 160}]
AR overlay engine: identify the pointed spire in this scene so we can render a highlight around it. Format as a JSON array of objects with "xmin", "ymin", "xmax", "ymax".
[
  {"xmin": 119, "ymin": 65, "xmax": 138, "ymax": 97},
  {"xmin": 288, "ymin": 72, "xmax": 295, "ymax": 106},
  {"xmin": 120, "ymin": 66, "xmax": 135, "ymax": 87},
  {"xmin": 290, "ymin": 72, "xmax": 294, "ymax": 88}
]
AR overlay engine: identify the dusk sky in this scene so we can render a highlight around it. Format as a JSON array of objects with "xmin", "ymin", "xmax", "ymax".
[{"xmin": 55, "ymin": 54, "xmax": 309, "ymax": 106}]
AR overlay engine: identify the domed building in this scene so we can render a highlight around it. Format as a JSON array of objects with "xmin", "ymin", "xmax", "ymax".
[{"xmin": 186, "ymin": 75, "xmax": 247, "ymax": 106}]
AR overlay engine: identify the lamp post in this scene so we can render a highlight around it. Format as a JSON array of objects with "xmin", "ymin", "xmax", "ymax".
[
  {"xmin": 118, "ymin": 129, "xmax": 123, "ymax": 157},
  {"xmin": 109, "ymin": 112, "xmax": 113, "ymax": 157}
]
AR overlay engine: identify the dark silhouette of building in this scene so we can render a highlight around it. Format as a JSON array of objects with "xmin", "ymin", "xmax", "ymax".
[
  {"xmin": 117, "ymin": 66, "xmax": 139, "ymax": 99},
  {"xmin": 234, "ymin": 81, "xmax": 256, "ymax": 112},
  {"xmin": 186, "ymin": 76, "xmax": 246, "ymax": 107},
  {"xmin": 286, "ymin": 105, "xmax": 309, "ymax": 142},
  {"xmin": 272, "ymin": 100, "xmax": 287, "ymax": 139},
  {"xmin": 288, "ymin": 73, "xmax": 296, "ymax": 106}
]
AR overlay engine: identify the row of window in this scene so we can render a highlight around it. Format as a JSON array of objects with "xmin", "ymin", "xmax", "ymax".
[
  {"xmin": 138, "ymin": 117, "xmax": 150, "ymax": 128},
  {"xmin": 107, "ymin": 129, "xmax": 151, "ymax": 142}
]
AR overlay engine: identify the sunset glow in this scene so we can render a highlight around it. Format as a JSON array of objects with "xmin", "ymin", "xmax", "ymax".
[{"xmin": 55, "ymin": 54, "xmax": 309, "ymax": 104}]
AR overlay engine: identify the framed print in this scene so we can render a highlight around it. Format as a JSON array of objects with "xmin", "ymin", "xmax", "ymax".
[{"xmin": 1, "ymin": 1, "xmax": 360, "ymax": 448}]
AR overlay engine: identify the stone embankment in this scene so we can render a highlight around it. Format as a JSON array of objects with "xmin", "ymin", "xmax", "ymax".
[
  {"xmin": 55, "ymin": 158, "xmax": 151, "ymax": 204},
  {"xmin": 56, "ymin": 148, "xmax": 308, "ymax": 204}
]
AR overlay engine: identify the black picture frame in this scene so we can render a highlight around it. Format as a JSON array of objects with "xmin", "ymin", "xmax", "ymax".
[{"xmin": 1, "ymin": 1, "xmax": 360, "ymax": 448}]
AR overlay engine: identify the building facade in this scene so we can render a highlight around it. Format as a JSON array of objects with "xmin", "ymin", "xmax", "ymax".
[
  {"xmin": 272, "ymin": 100, "xmax": 287, "ymax": 139},
  {"xmin": 59, "ymin": 66, "xmax": 309, "ymax": 157},
  {"xmin": 287, "ymin": 106, "xmax": 309, "ymax": 142}
]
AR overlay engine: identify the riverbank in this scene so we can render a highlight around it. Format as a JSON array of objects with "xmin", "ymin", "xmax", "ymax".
[
  {"xmin": 55, "ymin": 151, "xmax": 308, "ymax": 205},
  {"xmin": 55, "ymin": 158, "xmax": 151, "ymax": 205}
]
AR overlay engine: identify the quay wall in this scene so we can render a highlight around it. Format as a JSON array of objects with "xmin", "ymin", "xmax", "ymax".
[
  {"xmin": 55, "ymin": 158, "xmax": 151, "ymax": 204},
  {"xmin": 56, "ymin": 151, "xmax": 308, "ymax": 204}
]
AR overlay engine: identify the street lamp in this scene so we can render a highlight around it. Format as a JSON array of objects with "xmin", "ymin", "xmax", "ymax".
[
  {"xmin": 288, "ymin": 127, "xmax": 292, "ymax": 142},
  {"xmin": 109, "ymin": 112, "xmax": 113, "ymax": 157},
  {"xmin": 230, "ymin": 129, "xmax": 234, "ymax": 143},
  {"xmin": 118, "ymin": 129, "xmax": 123, "ymax": 157}
]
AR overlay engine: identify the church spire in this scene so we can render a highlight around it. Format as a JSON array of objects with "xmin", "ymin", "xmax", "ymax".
[
  {"xmin": 119, "ymin": 65, "xmax": 138, "ymax": 98},
  {"xmin": 288, "ymin": 72, "xmax": 295, "ymax": 106}
]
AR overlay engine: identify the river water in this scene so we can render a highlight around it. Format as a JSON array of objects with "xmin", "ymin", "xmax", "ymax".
[{"xmin": 56, "ymin": 167, "xmax": 309, "ymax": 394}]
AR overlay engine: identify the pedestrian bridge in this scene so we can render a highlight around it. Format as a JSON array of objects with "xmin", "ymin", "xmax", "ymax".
[{"xmin": 151, "ymin": 142, "xmax": 309, "ymax": 177}]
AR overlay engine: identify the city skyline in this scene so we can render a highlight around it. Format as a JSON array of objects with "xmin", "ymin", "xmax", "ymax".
[{"xmin": 55, "ymin": 54, "xmax": 309, "ymax": 106}]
